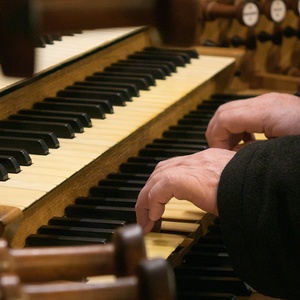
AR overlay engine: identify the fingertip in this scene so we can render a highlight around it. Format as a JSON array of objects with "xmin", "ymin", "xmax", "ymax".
[{"xmin": 143, "ymin": 221, "xmax": 155, "ymax": 235}]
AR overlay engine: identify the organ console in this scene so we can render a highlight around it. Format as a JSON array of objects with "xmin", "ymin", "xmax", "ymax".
[{"xmin": 0, "ymin": 0, "xmax": 298, "ymax": 299}]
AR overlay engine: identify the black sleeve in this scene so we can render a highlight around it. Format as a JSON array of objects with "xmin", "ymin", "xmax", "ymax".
[{"xmin": 217, "ymin": 135, "xmax": 300, "ymax": 299}]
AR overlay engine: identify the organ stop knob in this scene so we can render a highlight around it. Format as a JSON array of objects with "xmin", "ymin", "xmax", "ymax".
[
  {"xmin": 261, "ymin": 0, "xmax": 287, "ymax": 23},
  {"xmin": 200, "ymin": 0, "xmax": 260, "ymax": 27}
]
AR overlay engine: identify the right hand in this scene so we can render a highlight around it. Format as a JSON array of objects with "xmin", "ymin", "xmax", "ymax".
[
  {"xmin": 206, "ymin": 92, "xmax": 300, "ymax": 150},
  {"xmin": 135, "ymin": 149, "xmax": 235, "ymax": 234}
]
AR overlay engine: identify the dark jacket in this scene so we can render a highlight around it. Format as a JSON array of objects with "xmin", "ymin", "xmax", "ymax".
[{"xmin": 218, "ymin": 135, "xmax": 300, "ymax": 299}]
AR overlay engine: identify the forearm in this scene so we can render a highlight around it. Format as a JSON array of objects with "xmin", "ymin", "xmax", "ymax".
[{"xmin": 217, "ymin": 135, "xmax": 300, "ymax": 299}]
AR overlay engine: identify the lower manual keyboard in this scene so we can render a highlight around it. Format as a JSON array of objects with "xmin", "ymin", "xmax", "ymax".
[{"xmin": 0, "ymin": 49, "xmax": 235, "ymax": 209}]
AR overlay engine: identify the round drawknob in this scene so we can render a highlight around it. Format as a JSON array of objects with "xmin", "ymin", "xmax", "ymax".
[
  {"xmin": 262, "ymin": 0, "xmax": 287, "ymax": 23},
  {"xmin": 201, "ymin": 0, "xmax": 260, "ymax": 27}
]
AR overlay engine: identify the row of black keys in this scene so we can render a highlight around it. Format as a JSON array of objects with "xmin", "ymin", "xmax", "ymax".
[
  {"xmin": 26, "ymin": 94, "xmax": 255, "ymax": 299},
  {"xmin": 174, "ymin": 219, "xmax": 252, "ymax": 299},
  {"xmin": 25, "ymin": 98, "xmax": 217, "ymax": 245},
  {"xmin": 34, "ymin": 31, "xmax": 82, "ymax": 48},
  {"xmin": 0, "ymin": 47, "xmax": 198, "ymax": 180},
  {"xmin": 25, "ymin": 94, "xmax": 255, "ymax": 246}
]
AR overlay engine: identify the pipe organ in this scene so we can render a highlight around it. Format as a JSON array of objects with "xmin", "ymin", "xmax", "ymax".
[{"xmin": 0, "ymin": 0, "xmax": 297, "ymax": 299}]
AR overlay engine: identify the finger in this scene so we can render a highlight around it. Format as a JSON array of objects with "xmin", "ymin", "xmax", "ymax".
[
  {"xmin": 143, "ymin": 220, "xmax": 155, "ymax": 234},
  {"xmin": 205, "ymin": 100, "xmax": 245, "ymax": 143},
  {"xmin": 147, "ymin": 179, "xmax": 173, "ymax": 221},
  {"xmin": 135, "ymin": 183, "xmax": 153, "ymax": 230},
  {"xmin": 207, "ymin": 107, "xmax": 261, "ymax": 149}
]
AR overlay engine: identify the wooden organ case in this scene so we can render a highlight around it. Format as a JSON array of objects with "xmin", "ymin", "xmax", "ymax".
[{"xmin": 0, "ymin": 0, "xmax": 297, "ymax": 299}]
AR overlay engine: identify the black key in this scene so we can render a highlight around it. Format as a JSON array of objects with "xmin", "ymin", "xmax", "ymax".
[
  {"xmin": 138, "ymin": 148, "xmax": 198, "ymax": 157},
  {"xmin": 0, "ymin": 129, "xmax": 59, "ymax": 148},
  {"xmin": 153, "ymin": 138, "xmax": 208, "ymax": 146},
  {"xmin": 177, "ymin": 291, "xmax": 237, "ymax": 300},
  {"xmin": 0, "ymin": 164, "xmax": 9, "ymax": 181},
  {"xmin": 107, "ymin": 173, "xmax": 150, "ymax": 181},
  {"xmin": 0, "ymin": 155, "xmax": 21, "ymax": 173},
  {"xmin": 34, "ymin": 101, "xmax": 106, "ymax": 119},
  {"xmin": 73, "ymin": 82, "xmax": 132, "ymax": 101},
  {"xmin": 65, "ymin": 84, "xmax": 131, "ymax": 103},
  {"xmin": 146, "ymin": 143, "xmax": 207, "ymax": 151},
  {"xmin": 0, "ymin": 148, "xmax": 32, "ymax": 166},
  {"xmin": 174, "ymin": 265, "xmax": 236, "ymax": 277},
  {"xmin": 97, "ymin": 71, "xmax": 155, "ymax": 87},
  {"xmin": 122, "ymin": 58, "xmax": 177, "ymax": 73},
  {"xmin": 18, "ymin": 109, "xmax": 92, "ymax": 127},
  {"xmin": 183, "ymin": 252, "xmax": 232, "ymax": 267},
  {"xmin": 97, "ymin": 178, "xmax": 146, "ymax": 188},
  {"xmin": 42, "ymin": 34, "xmax": 54, "ymax": 44},
  {"xmin": 26, "ymin": 234, "xmax": 106, "ymax": 246},
  {"xmin": 89, "ymin": 186, "xmax": 140, "ymax": 199},
  {"xmin": 103, "ymin": 68, "xmax": 157, "ymax": 85},
  {"xmin": 190, "ymin": 243, "xmax": 228, "ymax": 253},
  {"xmin": 37, "ymin": 225, "xmax": 115, "ymax": 241},
  {"xmin": 198, "ymin": 235, "xmax": 225, "ymax": 245},
  {"xmin": 127, "ymin": 156, "xmax": 165, "ymax": 164},
  {"xmin": 117, "ymin": 60, "xmax": 172, "ymax": 76},
  {"xmin": 81, "ymin": 79, "xmax": 139, "ymax": 97},
  {"xmin": 0, "ymin": 136, "xmax": 49, "ymax": 155},
  {"xmin": 142, "ymin": 48, "xmax": 191, "ymax": 63},
  {"xmin": 204, "ymin": 223, "xmax": 222, "ymax": 236},
  {"xmin": 35, "ymin": 36, "xmax": 46, "ymax": 48},
  {"xmin": 175, "ymin": 275, "xmax": 251, "ymax": 295},
  {"xmin": 197, "ymin": 102, "xmax": 223, "ymax": 110},
  {"xmin": 178, "ymin": 118, "xmax": 211, "ymax": 126},
  {"xmin": 163, "ymin": 130, "xmax": 206, "ymax": 140},
  {"xmin": 128, "ymin": 52, "xmax": 185, "ymax": 67},
  {"xmin": 9, "ymin": 114, "xmax": 84, "ymax": 134},
  {"xmin": 106, "ymin": 64, "xmax": 166, "ymax": 80},
  {"xmin": 202, "ymin": 99, "xmax": 229, "ymax": 105},
  {"xmin": 124, "ymin": 58, "xmax": 177, "ymax": 75},
  {"xmin": 65, "ymin": 204, "xmax": 136, "ymax": 223},
  {"xmin": 211, "ymin": 94, "xmax": 255, "ymax": 100},
  {"xmin": 45, "ymin": 97, "xmax": 113, "ymax": 114},
  {"xmin": 51, "ymin": 33, "xmax": 62, "ymax": 41},
  {"xmin": 119, "ymin": 162, "xmax": 157, "ymax": 174},
  {"xmin": 144, "ymin": 47, "xmax": 199, "ymax": 59},
  {"xmin": 57, "ymin": 89, "xmax": 126, "ymax": 106},
  {"xmin": 49, "ymin": 217, "xmax": 125, "ymax": 229},
  {"xmin": 0, "ymin": 120, "xmax": 75, "ymax": 139},
  {"xmin": 169, "ymin": 124, "xmax": 207, "ymax": 132},
  {"xmin": 190, "ymin": 109, "xmax": 215, "ymax": 115},
  {"xmin": 185, "ymin": 111, "xmax": 214, "ymax": 119},
  {"xmin": 75, "ymin": 196, "xmax": 136, "ymax": 208},
  {"xmin": 90, "ymin": 74, "xmax": 149, "ymax": 90}
]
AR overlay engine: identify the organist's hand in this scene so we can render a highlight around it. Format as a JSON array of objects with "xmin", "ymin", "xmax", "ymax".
[
  {"xmin": 135, "ymin": 148, "xmax": 235, "ymax": 234},
  {"xmin": 206, "ymin": 92, "xmax": 300, "ymax": 150}
]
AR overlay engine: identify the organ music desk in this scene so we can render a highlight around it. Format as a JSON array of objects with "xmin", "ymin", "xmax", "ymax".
[{"xmin": 0, "ymin": 26, "xmax": 283, "ymax": 299}]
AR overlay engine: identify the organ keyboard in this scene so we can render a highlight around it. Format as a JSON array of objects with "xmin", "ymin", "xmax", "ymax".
[
  {"xmin": 0, "ymin": 26, "xmax": 281, "ymax": 299},
  {"xmin": 0, "ymin": 27, "xmax": 235, "ymax": 249},
  {"xmin": 0, "ymin": 28, "xmax": 142, "ymax": 91}
]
